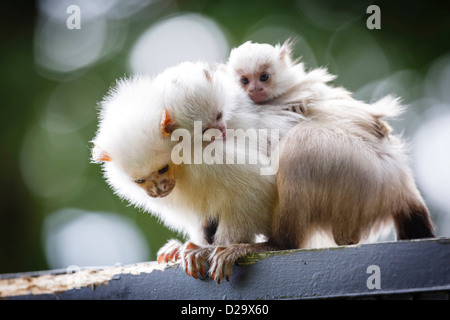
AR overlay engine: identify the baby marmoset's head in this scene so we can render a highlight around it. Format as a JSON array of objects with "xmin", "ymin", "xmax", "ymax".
[{"xmin": 227, "ymin": 40, "xmax": 302, "ymax": 104}]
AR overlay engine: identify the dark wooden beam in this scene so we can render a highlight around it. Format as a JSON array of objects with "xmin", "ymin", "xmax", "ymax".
[{"xmin": 1, "ymin": 238, "xmax": 449, "ymax": 300}]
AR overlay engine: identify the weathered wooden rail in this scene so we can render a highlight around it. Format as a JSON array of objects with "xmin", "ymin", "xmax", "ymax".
[{"xmin": 1, "ymin": 238, "xmax": 449, "ymax": 300}]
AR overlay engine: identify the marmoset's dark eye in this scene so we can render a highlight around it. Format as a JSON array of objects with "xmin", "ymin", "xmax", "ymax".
[
  {"xmin": 158, "ymin": 164, "xmax": 169, "ymax": 175},
  {"xmin": 135, "ymin": 179, "xmax": 146, "ymax": 184},
  {"xmin": 260, "ymin": 73, "xmax": 269, "ymax": 82},
  {"xmin": 216, "ymin": 112, "xmax": 223, "ymax": 120},
  {"xmin": 240, "ymin": 77, "xmax": 249, "ymax": 85}
]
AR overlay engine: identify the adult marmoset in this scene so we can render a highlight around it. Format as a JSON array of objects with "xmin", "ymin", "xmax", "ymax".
[{"xmin": 91, "ymin": 61, "xmax": 302, "ymax": 282}]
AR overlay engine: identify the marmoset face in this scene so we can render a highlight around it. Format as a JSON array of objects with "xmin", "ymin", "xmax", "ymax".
[
  {"xmin": 238, "ymin": 67, "xmax": 272, "ymax": 103},
  {"xmin": 131, "ymin": 162, "xmax": 178, "ymax": 198}
]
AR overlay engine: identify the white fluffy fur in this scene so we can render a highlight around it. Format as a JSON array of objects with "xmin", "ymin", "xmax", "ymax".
[{"xmin": 92, "ymin": 61, "xmax": 303, "ymax": 246}]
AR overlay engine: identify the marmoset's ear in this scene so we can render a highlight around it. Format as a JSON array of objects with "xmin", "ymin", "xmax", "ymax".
[
  {"xmin": 161, "ymin": 108, "xmax": 176, "ymax": 136},
  {"xmin": 91, "ymin": 145, "xmax": 111, "ymax": 163},
  {"xmin": 279, "ymin": 38, "xmax": 295, "ymax": 62}
]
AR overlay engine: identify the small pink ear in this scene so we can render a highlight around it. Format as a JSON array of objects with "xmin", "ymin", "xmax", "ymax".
[
  {"xmin": 279, "ymin": 46, "xmax": 288, "ymax": 61},
  {"xmin": 161, "ymin": 109, "xmax": 176, "ymax": 136},
  {"xmin": 279, "ymin": 39, "xmax": 293, "ymax": 61},
  {"xmin": 92, "ymin": 147, "xmax": 111, "ymax": 163}
]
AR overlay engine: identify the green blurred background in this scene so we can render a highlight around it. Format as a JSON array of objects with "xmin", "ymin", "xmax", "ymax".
[{"xmin": 1, "ymin": 0, "xmax": 449, "ymax": 274}]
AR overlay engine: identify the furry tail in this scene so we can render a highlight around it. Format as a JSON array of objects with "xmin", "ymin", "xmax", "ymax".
[
  {"xmin": 370, "ymin": 95, "xmax": 405, "ymax": 120},
  {"xmin": 394, "ymin": 203, "xmax": 435, "ymax": 240}
]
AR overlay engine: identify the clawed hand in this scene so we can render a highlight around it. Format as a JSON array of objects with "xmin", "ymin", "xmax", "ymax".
[{"xmin": 157, "ymin": 240, "xmax": 257, "ymax": 283}]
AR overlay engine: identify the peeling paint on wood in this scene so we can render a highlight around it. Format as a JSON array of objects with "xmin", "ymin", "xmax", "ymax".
[{"xmin": 0, "ymin": 261, "xmax": 172, "ymax": 298}]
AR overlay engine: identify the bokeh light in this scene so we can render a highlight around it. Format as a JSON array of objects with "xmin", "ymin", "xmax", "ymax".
[
  {"xmin": 326, "ymin": 27, "xmax": 390, "ymax": 91},
  {"xmin": 20, "ymin": 123, "xmax": 88, "ymax": 202},
  {"xmin": 43, "ymin": 209, "xmax": 150, "ymax": 269},
  {"xmin": 34, "ymin": 0, "xmax": 129, "ymax": 79},
  {"xmin": 413, "ymin": 108, "xmax": 450, "ymax": 215},
  {"xmin": 128, "ymin": 13, "xmax": 230, "ymax": 75},
  {"xmin": 43, "ymin": 76, "xmax": 105, "ymax": 133}
]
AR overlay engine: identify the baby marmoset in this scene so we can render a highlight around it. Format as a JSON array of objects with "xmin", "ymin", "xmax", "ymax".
[
  {"xmin": 227, "ymin": 40, "xmax": 394, "ymax": 137},
  {"xmin": 227, "ymin": 40, "xmax": 345, "ymax": 113}
]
